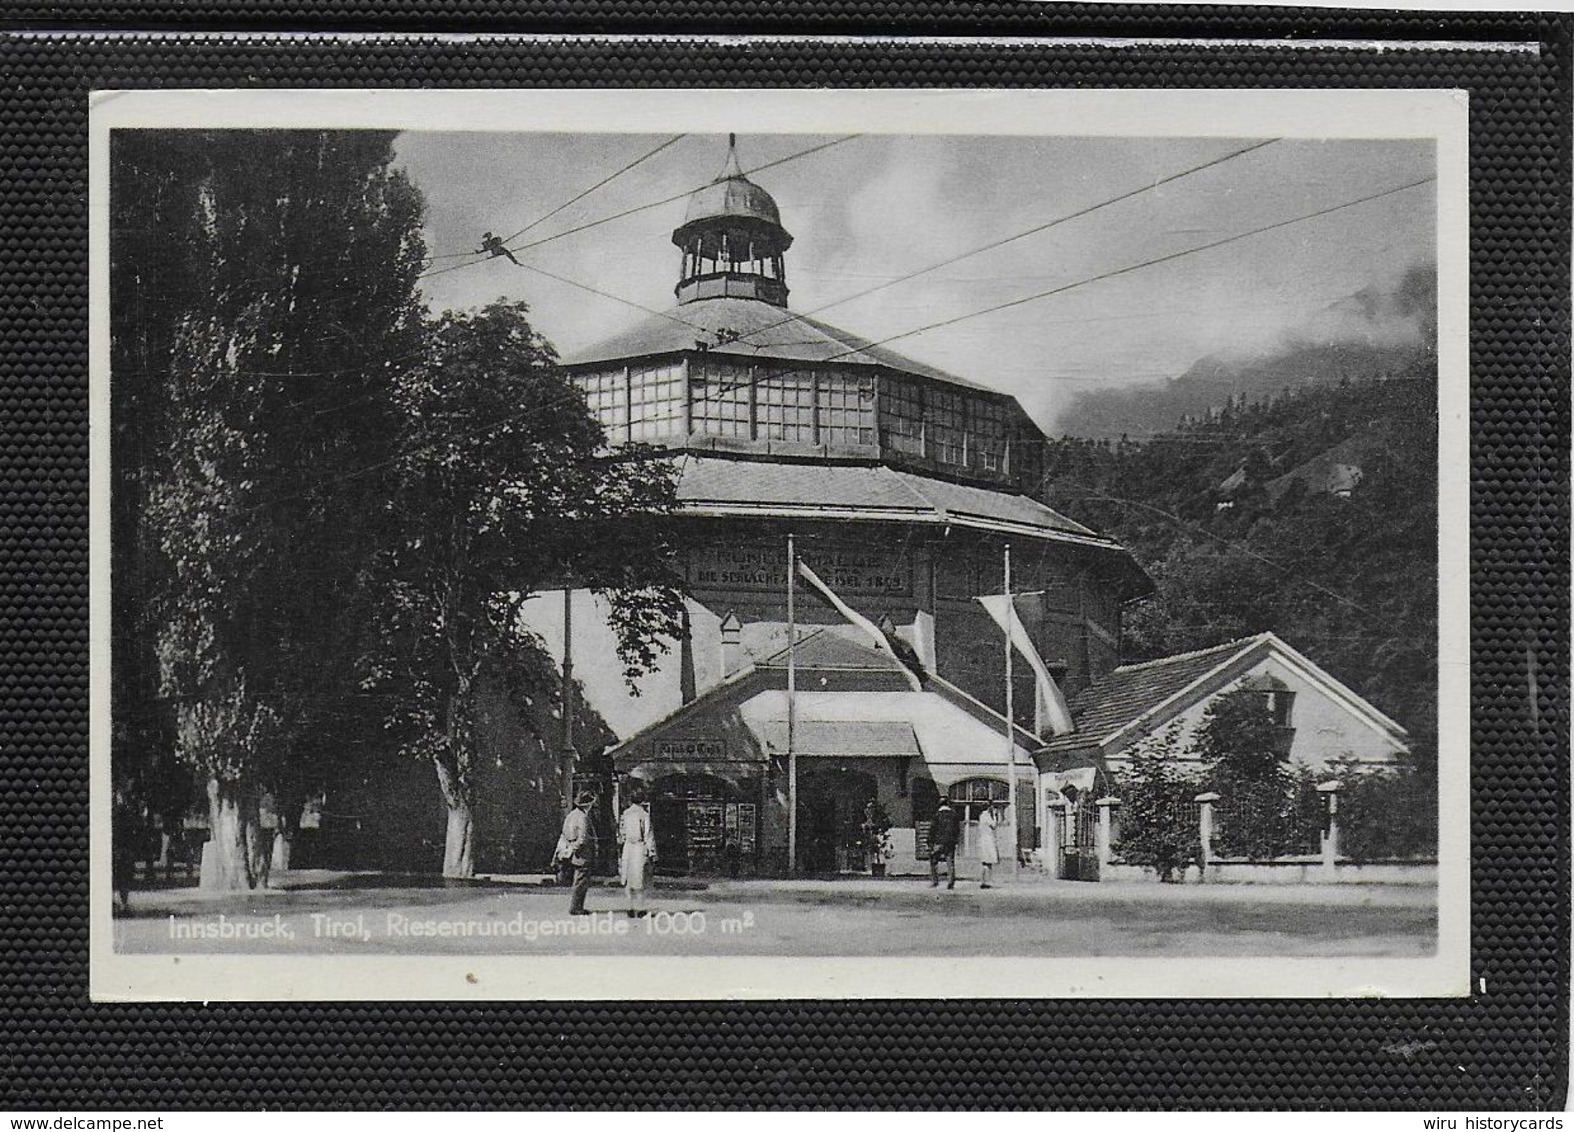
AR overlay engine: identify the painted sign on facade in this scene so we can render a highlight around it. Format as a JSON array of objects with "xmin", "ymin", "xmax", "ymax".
[{"xmin": 691, "ymin": 543, "xmax": 912, "ymax": 596}]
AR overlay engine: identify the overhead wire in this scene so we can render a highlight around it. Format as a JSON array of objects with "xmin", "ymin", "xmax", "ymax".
[
  {"xmin": 414, "ymin": 135, "xmax": 860, "ymax": 284},
  {"xmin": 386, "ymin": 172, "xmax": 1439, "ymax": 513},
  {"xmin": 818, "ymin": 174, "xmax": 1437, "ymax": 363},
  {"xmin": 687, "ymin": 172, "xmax": 1437, "ymax": 409},
  {"xmin": 418, "ymin": 135, "xmax": 687, "ymax": 271},
  {"xmin": 497, "ymin": 133, "xmax": 688, "ymax": 247},
  {"xmin": 158, "ymin": 149, "xmax": 1428, "ymax": 553},
  {"xmin": 727, "ymin": 137, "xmax": 1281, "ymax": 350}
]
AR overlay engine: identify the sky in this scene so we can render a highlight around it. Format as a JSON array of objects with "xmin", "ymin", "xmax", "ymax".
[{"xmin": 393, "ymin": 131, "xmax": 1436, "ymax": 431}]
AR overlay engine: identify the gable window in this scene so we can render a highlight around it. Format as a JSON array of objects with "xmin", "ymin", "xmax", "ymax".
[{"xmin": 1264, "ymin": 689, "xmax": 1296, "ymax": 728}]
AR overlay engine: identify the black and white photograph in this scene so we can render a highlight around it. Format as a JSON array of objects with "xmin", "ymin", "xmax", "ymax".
[{"xmin": 91, "ymin": 89, "xmax": 1469, "ymax": 1000}]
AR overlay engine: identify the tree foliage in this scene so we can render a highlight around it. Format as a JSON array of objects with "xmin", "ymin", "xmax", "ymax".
[
  {"xmin": 1194, "ymin": 690, "xmax": 1321, "ymax": 860},
  {"xmin": 1112, "ymin": 724, "xmax": 1202, "ymax": 878},
  {"xmin": 113, "ymin": 130, "xmax": 428, "ymax": 886},
  {"xmin": 1330, "ymin": 746, "xmax": 1438, "ymax": 861},
  {"xmin": 363, "ymin": 300, "xmax": 686, "ymax": 876},
  {"xmin": 1042, "ymin": 366, "xmax": 1439, "ymax": 752}
]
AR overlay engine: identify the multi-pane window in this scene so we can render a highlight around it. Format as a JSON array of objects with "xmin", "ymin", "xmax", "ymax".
[
  {"xmin": 927, "ymin": 388, "xmax": 967, "ymax": 466},
  {"xmin": 972, "ymin": 397, "xmax": 1011, "ymax": 474},
  {"xmin": 690, "ymin": 359, "xmax": 752, "ymax": 439},
  {"xmin": 819, "ymin": 372, "xmax": 876, "ymax": 449},
  {"xmin": 756, "ymin": 367, "xmax": 815, "ymax": 444},
  {"xmin": 880, "ymin": 379, "xmax": 925, "ymax": 456},
  {"xmin": 628, "ymin": 361, "xmax": 684, "ymax": 440},
  {"xmin": 576, "ymin": 369, "xmax": 628, "ymax": 443}
]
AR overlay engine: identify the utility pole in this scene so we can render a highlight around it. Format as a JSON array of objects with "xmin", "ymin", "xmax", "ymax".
[
  {"xmin": 561, "ymin": 586, "xmax": 576, "ymax": 814},
  {"xmin": 1004, "ymin": 542, "xmax": 1018, "ymax": 877},
  {"xmin": 787, "ymin": 533, "xmax": 798, "ymax": 876}
]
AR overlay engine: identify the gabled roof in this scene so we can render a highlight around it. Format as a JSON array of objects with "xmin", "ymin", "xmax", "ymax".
[
  {"xmin": 607, "ymin": 628, "xmax": 1041, "ymax": 768},
  {"xmin": 1042, "ymin": 632, "xmax": 1408, "ymax": 756},
  {"xmin": 755, "ymin": 627, "xmax": 911, "ymax": 675},
  {"xmin": 561, "ymin": 296, "xmax": 992, "ymax": 392},
  {"xmin": 748, "ymin": 719, "xmax": 921, "ymax": 758}
]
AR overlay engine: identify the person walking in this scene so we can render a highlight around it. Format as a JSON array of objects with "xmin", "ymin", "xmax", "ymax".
[
  {"xmin": 617, "ymin": 783, "xmax": 655, "ymax": 918},
  {"xmin": 561, "ymin": 789, "xmax": 597, "ymax": 915},
  {"xmin": 978, "ymin": 801, "xmax": 1001, "ymax": 889},
  {"xmin": 929, "ymin": 796, "xmax": 959, "ymax": 889}
]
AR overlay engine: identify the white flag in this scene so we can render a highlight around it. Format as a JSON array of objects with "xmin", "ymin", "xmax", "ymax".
[
  {"xmin": 976, "ymin": 594, "xmax": 1076, "ymax": 736},
  {"xmin": 796, "ymin": 558, "xmax": 921, "ymax": 691}
]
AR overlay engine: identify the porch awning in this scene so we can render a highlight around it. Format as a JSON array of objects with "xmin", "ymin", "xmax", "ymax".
[
  {"xmin": 1043, "ymin": 765, "xmax": 1101, "ymax": 804},
  {"xmin": 749, "ymin": 719, "xmax": 921, "ymax": 759}
]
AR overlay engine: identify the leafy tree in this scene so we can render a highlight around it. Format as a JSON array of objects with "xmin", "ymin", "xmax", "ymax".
[
  {"xmin": 1196, "ymin": 688, "xmax": 1321, "ymax": 859},
  {"xmin": 1330, "ymin": 744, "xmax": 1438, "ymax": 861},
  {"xmin": 116, "ymin": 130, "xmax": 427, "ymax": 889},
  {"xmin": 1111, "ymin": 724, "xmax": 1203, "ymax": 879},
  {"xmin": 364, "ymin": 301, "xmax": 684, "ymax": 878}
]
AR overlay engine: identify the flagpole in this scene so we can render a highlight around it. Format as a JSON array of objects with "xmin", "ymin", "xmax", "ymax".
[
  {"xmin": 1004, "ymin": 542, "xmax": 1018, "ymax": 877},
  {"xmin": 787, "ymin": 532, "xmax": 798, "ymax": 877}
]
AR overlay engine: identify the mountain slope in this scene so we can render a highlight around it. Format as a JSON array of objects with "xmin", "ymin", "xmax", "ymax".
[
  {"xmin": 1054, "ymin": 263, "xmax": 1437, "ymax": 440},
  {"xmin": 1040, "ymin": 363, "xmax": 1439, "ymax": 751}
]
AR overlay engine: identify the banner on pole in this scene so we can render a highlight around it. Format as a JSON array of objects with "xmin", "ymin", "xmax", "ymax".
[{"xmin": 977, "ymin": 594, "xmax": 1076, "ymax": 735}]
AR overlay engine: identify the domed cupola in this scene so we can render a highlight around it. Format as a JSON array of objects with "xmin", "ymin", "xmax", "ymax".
[{"xmin": 672, "ymin": 135, "xmax": 794, "ymax": 308}]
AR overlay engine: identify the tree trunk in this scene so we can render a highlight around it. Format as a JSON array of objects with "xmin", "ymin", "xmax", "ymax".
[
  {"xmin": 270, "ymin": 816, "xmax": 294, "ymax": 873},
  {"xmin": 270, "ymin": 795, "xmax": 302, "ymax": 873},
  {"xmin": 202, "ymin": 776, "xmax": 266, "ymax": 891},
  {"xmin": 433, "ymin": 756, "xmax": 475, "ymax": 879}
]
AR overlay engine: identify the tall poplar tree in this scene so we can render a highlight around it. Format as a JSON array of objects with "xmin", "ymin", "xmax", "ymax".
[{"xmin": 113, "ymin": 130, "xmax": 427, "ymax": 889}]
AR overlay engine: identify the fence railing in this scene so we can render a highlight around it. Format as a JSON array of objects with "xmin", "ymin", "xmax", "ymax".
[{"xmin": 1100, "ymin": 767, "xmax": 1435, "ymax": 879}]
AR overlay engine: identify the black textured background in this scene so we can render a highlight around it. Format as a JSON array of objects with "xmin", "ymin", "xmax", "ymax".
[{"xmin": 0, "ymin": 14, "xmax": 1569, "ymax": 1110}]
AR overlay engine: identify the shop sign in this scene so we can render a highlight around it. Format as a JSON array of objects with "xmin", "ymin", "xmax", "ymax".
[{"xmin": 654, "ymin": 738, "xmax": 726, "ymax": 760}]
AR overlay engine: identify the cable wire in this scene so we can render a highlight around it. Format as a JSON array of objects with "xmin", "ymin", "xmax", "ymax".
[
  {"xmin": 816, "ymin": 174, "xmax": 1437, "ymax": 364},
  {"xmin": 729, "ymin": 137, "xmax": 1281, "ymax": 349}
]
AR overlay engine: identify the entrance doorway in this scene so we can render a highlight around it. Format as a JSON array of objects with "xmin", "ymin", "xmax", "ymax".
[
  {"xmin": 647, "ymin": 773, "xmax": 757, "ymax": 877},
  {"xmin": 1058, "ymin": 794, "xmax": 1100, "ymax": 881},
  {"xmin": 797, "ymin": 768, "xmax": 877, "ymax": 875}
]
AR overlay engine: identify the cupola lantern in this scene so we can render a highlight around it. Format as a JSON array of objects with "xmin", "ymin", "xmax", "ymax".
[{"xmin": 671, "ymin": 134, "xmax": 794, "ymax": 308}]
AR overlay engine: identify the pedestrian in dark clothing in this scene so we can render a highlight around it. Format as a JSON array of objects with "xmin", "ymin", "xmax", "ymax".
[
  {"xmin": 929, "ymin": 797, "xmax": 959, "ymax": 889},
  {"xmin": 561, "ymin": 790, "xmax": 597, "ymax": 915}
]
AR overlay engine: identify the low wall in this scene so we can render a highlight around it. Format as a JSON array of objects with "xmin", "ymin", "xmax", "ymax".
[{"xmin": 1103, "ymin": 858, "xmax": 1437, "ymax": 885}]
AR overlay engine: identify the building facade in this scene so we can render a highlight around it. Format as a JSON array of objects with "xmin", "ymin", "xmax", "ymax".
[{"xmin": 519, "ymin": 138, "xmax": 1151, "ymax": 877}]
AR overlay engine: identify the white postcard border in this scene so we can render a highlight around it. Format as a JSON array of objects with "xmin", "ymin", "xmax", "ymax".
[{"xmin": 89, "ymin": 86, "xmax": 1471, "ymax": 1001}]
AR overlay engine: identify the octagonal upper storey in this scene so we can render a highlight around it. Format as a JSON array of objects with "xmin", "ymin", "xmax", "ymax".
[
  {"xmin": 560, "ymin": 136, "xmax": 1056, "ymax": 493},
  {"xmin": 563, "ymin": 298, "xmax": 1049, "ymax": 492}
]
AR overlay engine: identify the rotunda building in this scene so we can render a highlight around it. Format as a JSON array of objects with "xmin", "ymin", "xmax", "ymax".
[{"xmin": 526, "ymin": 138, "xmax": 1151, "ymax": 877}]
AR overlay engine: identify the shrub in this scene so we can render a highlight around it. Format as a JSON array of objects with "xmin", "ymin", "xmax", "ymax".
[
  {"xmin": 1332, "ymin": 762, "xmax": 1437, "ymax": 860},
  {"xmin": 1113, "ymin": 725, "xmax": 1203, "ymax": 879}
]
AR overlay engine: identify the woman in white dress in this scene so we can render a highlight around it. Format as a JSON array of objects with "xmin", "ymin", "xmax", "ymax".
[
  {"xmin": 977, "ymin": 802, "xmax": 1001, "ymax": 889},
  {"xmin": 617, "ymin": 783, "xmax": 655, "ymax": 918}
]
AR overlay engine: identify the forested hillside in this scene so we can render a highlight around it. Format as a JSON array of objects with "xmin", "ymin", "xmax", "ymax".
[{"xmin": 1044, "ymin": 360, "xmax": 1439, "ymax": 751}]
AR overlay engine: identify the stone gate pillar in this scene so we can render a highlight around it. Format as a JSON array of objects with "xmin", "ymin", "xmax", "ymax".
[
  {"xmin": 1043, "ymin": 799, "xmax": 1064, "ymax": 880},
  {"xmin": 1095, "ymin": 796, "xmax": 1119, "ymax": 873},
  {"xmin": 1316, "ymin": 780, "xmax": 1342, "ymax": 880},
  {"xmin": 1194, "ymin": 791, "xmax": 1220, "ymax": 874}
]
